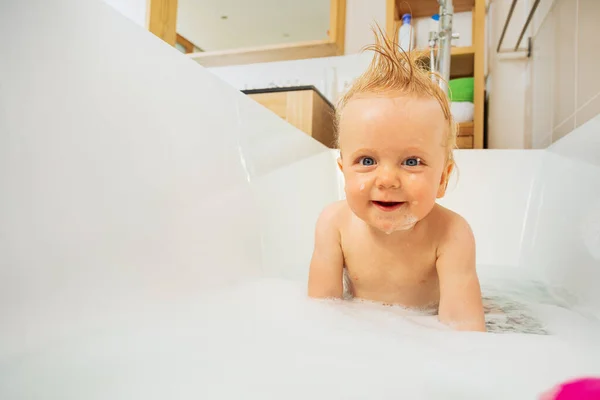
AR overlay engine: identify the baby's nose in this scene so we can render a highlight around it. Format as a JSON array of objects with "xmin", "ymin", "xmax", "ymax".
[{"xmin": 376, "ymin": 166, "xmax": 401, "ymax": 189}]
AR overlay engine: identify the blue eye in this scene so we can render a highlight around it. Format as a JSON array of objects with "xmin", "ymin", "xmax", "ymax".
[
  {"xmin": 359, "ymin": 157, "xmax": 375, "ymax": 166},
  {"xmin": 403, "ymin": 157, "xmax": 421, "ymax": 167}
]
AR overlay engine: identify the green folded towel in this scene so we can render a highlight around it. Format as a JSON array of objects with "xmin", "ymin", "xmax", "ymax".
[{"xmin": 448, "ymin": 77, "xmax": 474, "ymax": 103}]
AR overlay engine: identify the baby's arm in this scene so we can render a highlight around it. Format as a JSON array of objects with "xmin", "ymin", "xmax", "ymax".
[
  {"xmin": 436, "ymin": 216, "xmax": 486, "ymax": 332},
  {"xmin": 307, "ymin": 202, "xmax": 345, "ymax": 299}
]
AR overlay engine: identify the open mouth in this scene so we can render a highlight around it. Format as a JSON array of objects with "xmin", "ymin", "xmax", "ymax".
[{"xmin": 372, "ymin": 201, "xmax": 404, "ymax": 212}]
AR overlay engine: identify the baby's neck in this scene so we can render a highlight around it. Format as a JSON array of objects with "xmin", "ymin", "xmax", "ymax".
[{"xmin": 366, "ymin": 220, "xmax": 422, "ymax": 241}]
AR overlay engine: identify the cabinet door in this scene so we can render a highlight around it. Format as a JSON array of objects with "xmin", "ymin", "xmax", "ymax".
[{"xmin": 247, "ymin": 92, "xmax": 289, "ymax": 119}]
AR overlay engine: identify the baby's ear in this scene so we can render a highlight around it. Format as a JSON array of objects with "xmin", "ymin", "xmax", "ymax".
[{"xmin": 436, "ymin": 161, "xmax": 454, "ymax": 198}]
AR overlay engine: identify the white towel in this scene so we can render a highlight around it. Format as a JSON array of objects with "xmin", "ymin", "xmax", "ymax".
[{"xmin": 451, "ymin": 101, "xmax": 475, "ymax": 123}]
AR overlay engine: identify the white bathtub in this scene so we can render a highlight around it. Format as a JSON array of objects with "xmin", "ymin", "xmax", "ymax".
[{"xmin": 1, "ymin": 0, "xmax": 600, "ymax": 399}]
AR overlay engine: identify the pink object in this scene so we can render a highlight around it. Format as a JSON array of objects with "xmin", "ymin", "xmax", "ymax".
[{"xmin": 541, "ymin": 378, "xmax": 600, "ymax": 400}]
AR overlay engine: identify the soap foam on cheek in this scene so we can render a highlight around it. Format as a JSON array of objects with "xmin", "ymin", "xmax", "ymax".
[
  {"xmin": 393, "ymin": 214, "xmax": 418, "ymax": 232},
  {"xmin": 402, "ymin": 213, "xmax": 418, "ymax": 227}
]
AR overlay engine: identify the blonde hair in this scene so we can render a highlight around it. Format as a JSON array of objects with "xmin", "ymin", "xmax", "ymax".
[{"xmin": 335, "ymin": 26, "xmax": 457, "ymax": 166}]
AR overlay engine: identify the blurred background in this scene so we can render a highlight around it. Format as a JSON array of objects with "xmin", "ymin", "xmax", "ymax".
[{"xmin": 104, "ymin": 0, "xmax": 600, "ymax": 150}]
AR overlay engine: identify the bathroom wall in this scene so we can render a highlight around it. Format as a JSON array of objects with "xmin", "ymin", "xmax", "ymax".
[
  {"xmin": 208, "ymin": 5, "xmax": 476, "ymax": 107},
  {"xmin": 487, "ymin": 0, "xmax": 532, "ymax": 149},
  {"xmin": 103, "ymin": 0, "xmax": 472, "ymax": 57},
  {"xmin": 208, "ymin": 52, "xmax": 372, "ymax": 106},
  {"xmin": 488, "ymin": 0, "xmax": 600, "ymax": 149},
  {"xmin": 528, "ymin": 0, "xmax": 600, "ymax": 148},
  {"xmin": 344, "ymin": 0, "xmax": 387, "ymax": 54},
  {"xmin": 106, "ymin": 0, "xmax": 600, "ymax": 152},
  {"xmin": 104, "ymin": 0, "xmax": 475, "ymax": 106},
  {"xmin": 103, "ymin": 0, "xmax": 146, "ymax": 26}
]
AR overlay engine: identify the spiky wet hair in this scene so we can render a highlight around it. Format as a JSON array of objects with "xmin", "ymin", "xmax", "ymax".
[{"xmin": 335, "ymin": 25, "xmax": 457, "ymax": 165}]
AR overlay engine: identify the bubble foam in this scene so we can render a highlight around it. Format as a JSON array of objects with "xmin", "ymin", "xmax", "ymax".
[{"xmin": 2, "ymin": 276, "xmax": 600, "ymax": 400}]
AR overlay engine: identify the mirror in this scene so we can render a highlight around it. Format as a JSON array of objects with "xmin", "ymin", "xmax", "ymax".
[
  {"xmin": 145, "ymin": 0, "xmax": 345, "ymax": 67},
  {"xmin": 176, "ymin": 0, "xmax": 331, "ymax": 52},
  {"xmin": 170, "ymin": 0, "xmax": 346, "ymax": 67}
]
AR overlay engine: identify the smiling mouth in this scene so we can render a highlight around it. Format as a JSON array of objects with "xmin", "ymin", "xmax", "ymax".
[{"xmin": 372, "ymin": 201, "xmax": 404, "ymax": 211}]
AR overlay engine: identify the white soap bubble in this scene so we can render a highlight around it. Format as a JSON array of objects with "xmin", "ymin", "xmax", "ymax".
[{"xmin": 2, "ymin": 274, "xmax": 600, "ymax": 400}]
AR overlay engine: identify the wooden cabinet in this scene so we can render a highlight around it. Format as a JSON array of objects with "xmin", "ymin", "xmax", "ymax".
[
  {"xmin": 385, "ymin": 0, "xmax": 486, "ymax": 149},
  {"xmin": 457, "ymin": 122, "xmax": 474, "ymax": 148},
  {"xmin": 244, "ymin": 86, "xmax": 336, "ymax": 148},
  {"xmin": 244, "ymin": 86, "xmax": 476, "ymax": 151}
]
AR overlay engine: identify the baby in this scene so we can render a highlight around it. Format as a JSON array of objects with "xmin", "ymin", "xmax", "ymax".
[{"xmin": 307, "ymin": 30, "xmax": 486, "ymax": 332}]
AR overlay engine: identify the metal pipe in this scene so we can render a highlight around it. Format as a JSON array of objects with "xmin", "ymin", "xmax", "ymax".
[
  {"xmin": 428, "ymin": 28, "xmax": 437, "ymax": 81},
  {"xmin": 514, "ymin": 0, "xmax": 541, "ymax": 51},
  {"xmin": 429, "ymin": 45, "xmax": 437, "ymax": 77},
  {"xmin": 437, "ymin": 0, "xmax": 453, "ymax": 94},
  {"xmin": 496, "ymin": 0, "xmax": 518, "ymax": 53}
]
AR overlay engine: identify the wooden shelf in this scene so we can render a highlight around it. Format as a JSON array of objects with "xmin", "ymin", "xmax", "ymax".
[
  {"xmin": 415, "ymin": 45, "xmax": 474, "ymax": 56},
  {"xmin": 457, "ymin": 122, "xmax": 474, "ymax": 148},
  {"xmin": 450, "ymin": 46, "xmax": 475, "ymax": 56},
  {"xmin": 394, "ymin": 0, "xmax": 474, "ymax": 19},
  {"xmin": 449, "ymin": 46, "xmax": 475, "ymax": 78},
  {"xmin": 456, "ymin": 136, "xmax": 473, "ymax": 149},
  {"xmin": 458, "ymin": 121, "xmax": 474, "ymax": 136},
  {"xmin": 386, "ymin": 0, "xmax": 485, "ymax": 149},
  {"xmin": 189, "ymin": 40, "xmax": 339, "ymax": 68}
]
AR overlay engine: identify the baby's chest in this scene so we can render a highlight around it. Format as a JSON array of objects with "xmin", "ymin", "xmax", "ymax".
[{"xmin": 342, "ymin": 242, "xmax": 438, "ymax": 287}]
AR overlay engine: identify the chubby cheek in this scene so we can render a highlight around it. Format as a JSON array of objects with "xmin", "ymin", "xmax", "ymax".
[
  {"xmin": 404, "ymin": 174, "xmax": 439, "ymax": 213},
  {"xmin": 343, "ymin": 173, "xmax": 372, "ymax": 212},
  {"xmin": 344, "ymin": 173, "xmax": 371, "ymax": 197}
]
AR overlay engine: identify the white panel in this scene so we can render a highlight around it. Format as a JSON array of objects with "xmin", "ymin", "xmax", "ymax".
[
  {"xmin": 487, "ymin": 0, "xmax": 531, "ymax": 149},
  {"xmin": 533, "ymin": 0, "xmax": 557, "ymax": 35},
  {"xmin": 0, "ymin": 0, "xmax": 330, "ymax": 357},
  {"xmin": 548, "ymin": 113, "xmax": 600, "ymax": 167},
  {"xmin": 552, "ymin": 0, "xmax": 577, "ymax": 128},
  {"xmin": 530, "ymin": 6, "xmax": 555, "ymax": 148},
  {"xmin": 576, "ymin": 92, "xmax": 600, "ymax": 128},
  {"xmin": 438, "ymin": 150, "xmax": 543, "ymax": 267},
  {"xmin": 520, "ymin": 115, "xmax": 600, "ymax": 313},
  {"xmin": 255, "ymin": 151, "xmax": 340, "ymax": 281},
  {"xmin": 577, "ymin": 0, "xmax": 600, "ymax": 108},
  {"xmin": 552, "ymin": 116, "xmax": 575, "ymax": 142},
  {"xmin": 3, "ymin": 1, "xmax": 600, "ymax": 399}
]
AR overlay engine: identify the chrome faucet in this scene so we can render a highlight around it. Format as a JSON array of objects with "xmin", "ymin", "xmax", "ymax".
[{"xmin": 429, "ymin": 0, "xmax": 458, "ymax": 96}]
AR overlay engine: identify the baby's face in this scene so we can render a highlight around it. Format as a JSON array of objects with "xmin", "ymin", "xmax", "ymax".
[{"xmin": 338, "ymin": 93, "xmax": 451, "ymax": 234}]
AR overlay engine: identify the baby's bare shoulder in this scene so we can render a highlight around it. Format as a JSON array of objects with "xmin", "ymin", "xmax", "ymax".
[
  {"xmin": 317, "ymin": 200, "xmax": 348, "ymax": 222},
  {"xmin": 315, "ymin": 200, "xmax": 350, "ymax": 233},
  {"xmin": 430, "ymin": 204, "xmax": 475, "ymax": 245}
]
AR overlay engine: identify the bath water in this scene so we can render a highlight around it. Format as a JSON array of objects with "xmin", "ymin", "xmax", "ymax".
[{"xmin": 2, "ymin": 270, "xmax": 600, "ymax": 400}]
